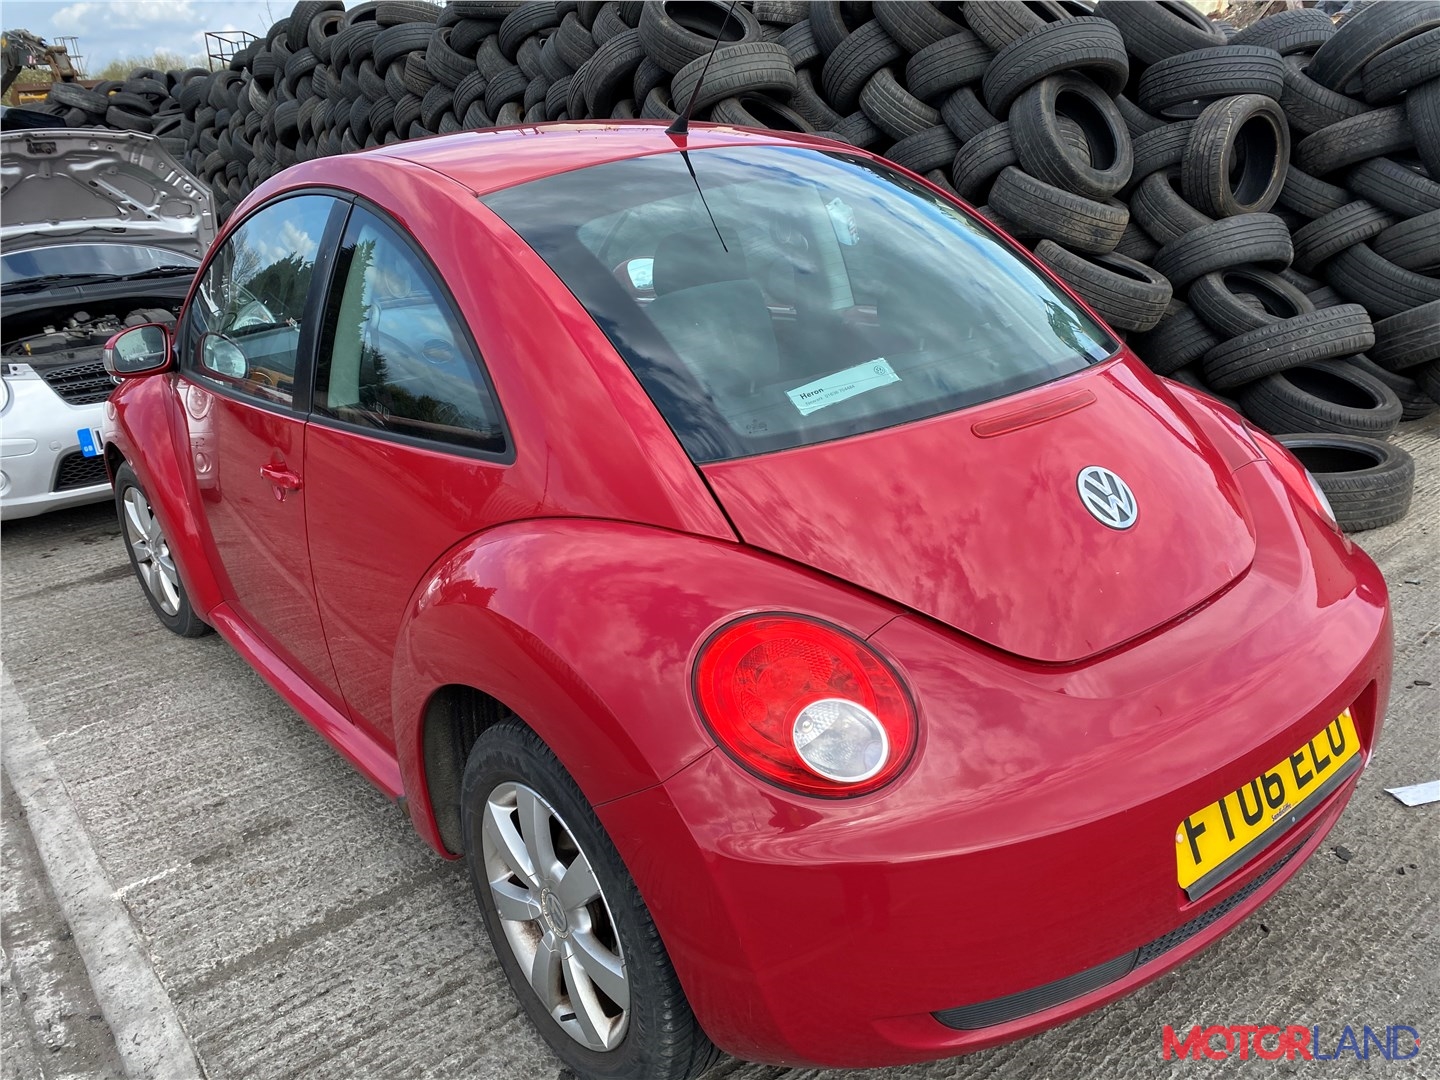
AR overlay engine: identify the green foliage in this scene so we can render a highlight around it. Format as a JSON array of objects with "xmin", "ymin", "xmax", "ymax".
[{"xmin": 93, "ymin": 51, "xmax": 200, "ymax": 80}]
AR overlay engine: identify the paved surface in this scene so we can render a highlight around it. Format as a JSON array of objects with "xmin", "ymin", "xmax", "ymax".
[{"xmin": 1, "ymin": 416, "xmax": 1436, "ymax": 1080}]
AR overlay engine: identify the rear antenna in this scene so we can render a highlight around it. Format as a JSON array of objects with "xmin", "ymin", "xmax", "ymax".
[{"xmin": 667, "ymin": 0, "xmax": 739, "ymax": 137}]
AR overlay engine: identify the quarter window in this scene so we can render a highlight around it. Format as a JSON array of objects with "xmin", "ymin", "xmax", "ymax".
[
  {"xmin": 314, "ymin": 206, "xmax": 504, "ymax": 453},
  {"xmin": 185, "ymin": 194, "xmax": 335, "ymax": 407}
]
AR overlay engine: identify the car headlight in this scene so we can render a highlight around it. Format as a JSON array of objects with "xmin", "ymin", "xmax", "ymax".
[{"xmin": 1304, "ymin": 468, "xmax": 1337, "ymax": 527}]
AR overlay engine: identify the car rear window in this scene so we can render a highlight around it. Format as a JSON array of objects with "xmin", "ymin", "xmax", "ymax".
[{"xmin": 483, "ymin": 145, "xmax": 1116, "ymax": 463}]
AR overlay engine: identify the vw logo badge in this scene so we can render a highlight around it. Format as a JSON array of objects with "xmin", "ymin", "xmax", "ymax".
[{"xmin": 1077, "ymin": 466, "xmax": 1138, "ymax": 530}]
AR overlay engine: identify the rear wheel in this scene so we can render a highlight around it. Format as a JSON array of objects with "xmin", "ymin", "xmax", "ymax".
[
  {"xmin": 461, "ymin": 721, "xmax": 719, "ymax": 1080},
  {"xmin": 114, "ymin": 462, "xmax": 210, "ymax": 637}
]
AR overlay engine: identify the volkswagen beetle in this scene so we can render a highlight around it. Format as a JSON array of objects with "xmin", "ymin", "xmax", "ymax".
[{"xmin": 101, "ymin": 122, "xmax": 1391, "ymax": 1079}]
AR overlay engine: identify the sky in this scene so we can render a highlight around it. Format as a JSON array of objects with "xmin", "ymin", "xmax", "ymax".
[{"xmin": 3, "ymin": 0, "xmax": 282, "ymax": 73}]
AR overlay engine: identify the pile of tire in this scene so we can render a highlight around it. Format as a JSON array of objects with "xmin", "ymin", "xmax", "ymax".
[
  {"xmin": 38, "ymin": 0, "xmax": 1437, "ymax": 529},
  {"xmin": 33, "ymin": 68, "xmax": 197, "ymax": 157}
]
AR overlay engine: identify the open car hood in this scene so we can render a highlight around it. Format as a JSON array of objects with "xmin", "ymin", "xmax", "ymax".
[
  {"xmin": 0, "ymin": 128, "xmax": 215, "ymax": 259},
  {"xmin": 701, "ymin": 359, "xmax": 1259, "ymax": 665}
]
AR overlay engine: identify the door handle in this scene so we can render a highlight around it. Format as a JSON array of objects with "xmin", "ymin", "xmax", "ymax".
[{"xmin": 259, "ymin": 462, "xmax": 302, "ymax": 501}]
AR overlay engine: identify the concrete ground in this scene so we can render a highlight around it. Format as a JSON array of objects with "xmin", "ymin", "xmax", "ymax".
[{"xmin": 1, "ymin": 417, "xmax": 1435, "ymax": 1080}]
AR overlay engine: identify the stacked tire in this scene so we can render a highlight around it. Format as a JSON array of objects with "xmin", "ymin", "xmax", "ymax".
[{"xmin": 38, "ymin": 0, "xmax": 1436, "ymax": 529}]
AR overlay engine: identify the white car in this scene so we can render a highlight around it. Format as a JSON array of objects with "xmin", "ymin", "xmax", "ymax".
[{"xmin": 1, "ymin": 127, "xmax": 213, "ymax": 519}]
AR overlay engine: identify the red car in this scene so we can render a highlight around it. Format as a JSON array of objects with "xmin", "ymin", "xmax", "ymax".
[{"xmin": 101, "ymin": 123, "xmax": 1391, "ymax": 1079}]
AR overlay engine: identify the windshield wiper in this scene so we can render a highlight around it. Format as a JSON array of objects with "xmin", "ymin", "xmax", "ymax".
[{"xmin": 2, "ymin": 266, "xmax": 195, "ymax": 294}]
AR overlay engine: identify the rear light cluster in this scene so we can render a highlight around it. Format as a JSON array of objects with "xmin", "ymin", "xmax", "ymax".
[
  {"xmin": 694, "ymin": 615, "xmax": 916, "ymax": 797},
  {"xmin": 1252, "ymin": 429, "xmax": 1338, "ymax": 529}
]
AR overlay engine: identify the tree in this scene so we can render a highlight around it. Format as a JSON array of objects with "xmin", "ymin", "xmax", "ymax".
[{"xmin": 94, "ymin": 51, "xmax": 202, "ymax": 80}]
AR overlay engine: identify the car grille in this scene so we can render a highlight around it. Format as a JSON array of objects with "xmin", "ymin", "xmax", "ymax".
[
  {"xmin": 37, "ymin": 361, "xmax": 114, "ymax": 405},
  {"xmin": 54, "ymin": 452, "xmax": 110, "ymax": 492},
  {"xmin": 932, "ymin": 840, "xmax": 1305, "ymax": 1031}
]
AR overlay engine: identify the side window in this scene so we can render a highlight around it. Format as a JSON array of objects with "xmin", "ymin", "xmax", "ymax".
[
  {"xmin": 314, "ymin": 206, "xmax": 505, "ymax": 453},
  {"xmin": 184, "ymin": 194, "xmax": 336, "ymax": 407}
]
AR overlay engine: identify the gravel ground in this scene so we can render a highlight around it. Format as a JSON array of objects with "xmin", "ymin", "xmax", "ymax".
[{"xmin": 1, "ymin": 415, "xmax": 1435, "ymax": 1080}]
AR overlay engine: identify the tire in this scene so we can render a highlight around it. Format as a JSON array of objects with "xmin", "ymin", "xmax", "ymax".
[
  {"xmin": 963, "ymin": 0, "xmax": 1073, "ymax": 52},
  {"xmin": 821, "ymin": 19, "xmax": 902, "ymax": 113},
  {"xmin": 106, "ymin": 106, "xmax": 155, "ymax": 132},
  {"xmin": 1408, "ymin": 75, "xmax": 1440, "ymax": 178},
  {"xmin": 1180, "ymin": 94, "xmax": 1289, "ymax": 216},
  {"xmin": 499, "ymin": 1, "xmax": 562, "ymax": 58},
  {"xmin": 905, "ymin": 32, "xmax": 992, "ymax": 104},
  {"xmin": 1327, "ymin": 242, "xmax": 1440, "ymax": 319},
  {"xmin": 427, "ymin": 26, "xmax": 478, "ymax": 88},
  {"xmin": 710, "ymin": 93, "xmax": 814, "ymax": 133},
  {"xmin": 789, "ymin": 68, "xmax": 844, "ymax": 130},
  {"xmin": 777, "ymin": 19, "xmax": 819, "ymax": 68},
  {"xmin": 1363, "ymin": 26, "xmax": 1440, "ymax": 103},
  {"xmin": 461, "ymin": 721, "xmax": 719, "ymax": 1080},
  {"xmin": 1114, "ymin": 219, "xmax": 1159, "ymax": 263},
  {"xmin": 874, "ymin": 0, "xmax": 966, "ymax": 54},
  {"xmin": 859, "ymin": 67, "xmax": 937, "ymax": 140},
  {"xmin": 1130, "ymin": 168, "xmax": 1211, "ymax": 245},
  {"xmin": 952, "ymin": 122, "xmax": 1018, "ymax": 202},
  {"xmin": 939, "ymin": 86, "xmax": 999, "ymax": 142},
  {"xmin": 753, "ymin": 0, "xmax": 808, "ymax": 28},
  {"xmin": 1127, "ymin": 120, "xmax": 1193, "ymax": 192},
  {"xmin": 988, "ymin": 166, "xmax": 1129, "ymax": 255},
  {"xmin": 1306, "ymin": 0, "xmax": 1440, "ymax": 94},
  {"xmin": 49, "ymin": 82, "xmax": 108, "ymax": 114},
  {"xmin": 833, "ymin": 108, "xmax": 883, "ymax": 149},
  {"xmin": 1277, "ymin": 164, "xmax": 1353, "ymax": 219},
  {"xmin": 1291, "ymin": 200, "xmax": 1396, "ymax": 275},
  {"xmin": 1280, "ymin": 55, "xmax": 1371, "ymax": 136},
  {"xmin": 1295, "ymin": 105, "xmax": 1414, "ymax": 176},
  {"xmin": 1093, "ymin": 0, "xmax": 1227, "ymax": 65},
  {"xmin": 1239, "ymin": 357, "xmax": 1403, "ymax": 437},
  {"xmin": 1200, "ymin": 305, "xmax": 1375, "ymax": 390},
  {"xmin": 1349, "ymin": 354, "xmax": 1440, "ymax": 418},
  {"xmin": 1274, "ymin": 433, "xmax": 1414, "ymax": 532},
  {"xmin": 1188, "ymin": 268, "xmax": 1314, "ymax": 337},
  {"xmin": 885, "ymin": 124, "xmax": 960, "ymax": 174},
  {"xmin": 1033, "ymin": 240, "xmax": 1172, "ymax": 331},
  {"xmin": 673, "ymin": 42, "xmax": 796, "ymax": 114},
  {"xmin": 1370, "ymin": 299, "xmax": 1440, "ymax": 370},
  {"xmin": 115, "ymin": 463, "xmax": 211, "ymax": 638},
  {"xmin": 1346, "ymin": 156, "xmax": 1440, "ymax": 216},
  {"xmin": 402, "ymin": 52, "xmax": 436, "ymax": 96},
  {"xmin": 1234, "ymin": 9, "xmax": 1335, "ymax": 56},
  {"xmin": 1153, "ymin": 213, "xmax": 1293, "ymax": 289},
  {"xmin": 374, "ymin": 22, "xmax": 436, "ymax": 72},
  {"xmin": 1011, "ymin": 73, "xmax": 1132, "ymax": 200},
  {"xmin": 1137, "ymin": 46, "xmax": 1285, "ymax": 119},
  {"xmin": 584, "ymin": 27, "xmax": 645, "ymax": 115},
  {"xmin": 487, "ymin": 64, "xmax": 529, "ymax": 115},
  {"xmin": 638, "ymin": 0, "xmax": 762, "ymax": 74},
  {"xmin": 1116, "ymin": 93, "xmax": 1166, "ymax": 136},
  {"xmin": 1130, "ymin": 300, "xmax": 1221, "ymax": 374},
  {"xmin": 982, "ymin": 17, "xmax": 1129, "ymax": 115}
]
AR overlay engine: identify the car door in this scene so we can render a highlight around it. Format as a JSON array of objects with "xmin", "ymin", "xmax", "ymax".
[
  {"xmin": 301, "ymin": 202, "xmax": 512, "ymax": 747},
  {"xmin": 175, "ymin": 192, "xmax": 350, "ymax": 706}
]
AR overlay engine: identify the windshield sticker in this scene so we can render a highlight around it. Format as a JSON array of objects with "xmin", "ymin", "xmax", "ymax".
[
  {"xmin": 786, "ymin": 359, "xmax": 900, "ymax": 416},
  {"xmin": 826, "ymin": 197, "xmax": 859, "ymax": 246}
]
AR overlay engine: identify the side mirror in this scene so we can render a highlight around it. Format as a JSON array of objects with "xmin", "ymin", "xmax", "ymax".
[
  {"xmin": 103, "ymin": 323, "xmax": 172, "ymax": 377},
  {"xmin": 199, "ymin": 333, "xmax": 248, "ymax": 380}
]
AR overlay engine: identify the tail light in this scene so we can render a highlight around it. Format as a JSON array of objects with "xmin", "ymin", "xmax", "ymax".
[
  {"xmin": 1252, "ymin": 430, "xmax": 1338, "ymax": 530},
  {"xmin": 693, "ymin": 615, "xmax": 917, "ymax": 797}
]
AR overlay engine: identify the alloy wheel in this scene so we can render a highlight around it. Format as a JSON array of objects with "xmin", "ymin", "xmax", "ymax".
[
  {"xmin": 482, "ymin": 781, "xmax": 630, "ymax": 1052},
  {"xmin": 122, "ymin": 487, "xmax": 181, "ymax": 616}
]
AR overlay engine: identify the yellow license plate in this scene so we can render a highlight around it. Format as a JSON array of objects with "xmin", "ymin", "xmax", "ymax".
[{"xmin": 1176, "ymin": 710, "xmax": 1361, "ymax": 900}]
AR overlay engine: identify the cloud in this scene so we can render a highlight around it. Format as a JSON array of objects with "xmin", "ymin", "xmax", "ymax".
[{"xmin": 54, "ymin": 0, "xmax": 196, "ymax": 31}]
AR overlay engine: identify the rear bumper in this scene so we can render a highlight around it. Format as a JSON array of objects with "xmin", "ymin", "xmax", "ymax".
[{"xmin": 597, "ymin": 466, "xmax": 1391, "ymax": 1069}]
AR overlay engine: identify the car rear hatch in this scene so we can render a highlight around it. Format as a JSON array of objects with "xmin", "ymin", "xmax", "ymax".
[{"xmin": 701, "ymin": 361, "xmax": 1257, "ymax": 664}]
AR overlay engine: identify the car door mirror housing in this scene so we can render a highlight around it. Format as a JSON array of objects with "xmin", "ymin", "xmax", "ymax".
[
  {"xmin": 103, "ymin": 323, "xmax": 173, "ymax": 378},
  {"xmin": 199, "ymin": 332, "xmax": 249, "ymax": 380}
]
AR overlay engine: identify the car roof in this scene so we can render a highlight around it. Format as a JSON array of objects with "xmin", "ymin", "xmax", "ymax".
[{"xmin": 345, "ymin": 121, "xmax": 844, "ymax": 197}]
